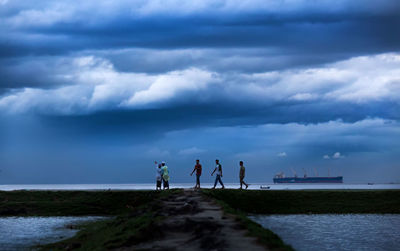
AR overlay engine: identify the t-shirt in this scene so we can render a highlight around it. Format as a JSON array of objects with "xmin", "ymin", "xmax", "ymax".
[
  {"xmin": 215, "ymin": 164, "xmax": 222, "ymax": 176},
  {"xmin": 240, "ymin": 166, "xmax": 245, "ymax": 178},
  {"xmin": 161, "ymin": 165, "xmax": 170, "ymax": 181},
  {"xmin": 195, "ymin": 164, "xmax": 202, "ymax": 175},
  {"xmin": 156, "ymin": 165, "xmax": 162, "ymax": 181}
]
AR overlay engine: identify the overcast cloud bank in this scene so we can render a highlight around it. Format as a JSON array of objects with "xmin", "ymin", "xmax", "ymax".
[{"xmin": 0, "ymin": 0, "xmax": 399, "ymax": 183}]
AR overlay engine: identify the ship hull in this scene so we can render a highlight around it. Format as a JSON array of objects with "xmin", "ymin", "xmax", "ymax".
[{"xmin": 273, "ymin": 176, "xmax": 343, "ymax": 183}]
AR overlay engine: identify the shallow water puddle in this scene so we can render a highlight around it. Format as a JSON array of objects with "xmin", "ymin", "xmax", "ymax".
[{"xmin": 0, "ymin": 216, "xmax": 106, "ymax": 250}]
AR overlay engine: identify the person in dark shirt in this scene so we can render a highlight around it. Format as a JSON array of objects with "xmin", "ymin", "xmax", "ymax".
[
  {"xmin": 155, "ymin": 161, "xmax": 162, "ymax": 191},
  {"xmin": 239, "ymin": 161, "xmax": 249, "ymax": 189},
  {"xmin": 190, "ymin": 159, "xmax": 202, "ymax": 189}
]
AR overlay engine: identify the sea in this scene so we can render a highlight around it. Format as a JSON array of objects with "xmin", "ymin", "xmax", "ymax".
[{"xmin": 0, "ymin": 183, "xmax": 399, "ymax": 191}]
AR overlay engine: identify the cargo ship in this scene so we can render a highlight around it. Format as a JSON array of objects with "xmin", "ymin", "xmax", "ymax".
[{"xmin": 273, "ymin": 169, "xmax": 343, "ymax": 183}]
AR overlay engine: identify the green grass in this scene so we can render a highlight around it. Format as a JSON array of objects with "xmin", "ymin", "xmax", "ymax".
[
  {"xmin": 39, "ymin": 213, "xmax": 163, "ymax": 251},
  {"xmin": 203, "ymin": 189, "xmax": 400, "ymax": 214},
  {"xmin": 0, "ymin": 190, "xmax": 174, "ymax": 216},
  {"xmin": 36, "ymin": 189, "xmax": 182, "ymax": 250}
]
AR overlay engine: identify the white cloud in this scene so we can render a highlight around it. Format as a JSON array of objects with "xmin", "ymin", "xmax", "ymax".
[
  {"xmin": 323, "ymin": 152, "xmax": 345, "ymax": 159},
  {"xmin": 277, "ymin": 152, "xmax": 287, "ymax": 157},
  {"xmin": 1, "ymin": 53, "xmax": 399, "ymax": 115},
  {"xmin": 333, "ymin": 152, "xmax": 344, "ymax": 159},
  {"xmin": 289, "ymin": 93, "xmax": 319, "ymax": 101},
  {"xmin": 6, "ymin": 5, "xmax": 75, "ymax": 27},
  {"xmin": 122, "ymin": 68, "xmax": 216, "ymax": 107},
  {"xmin": 178, "ymin": 147, "xmax": 206, "ymax": 155},
  {"xmin": 146, "ymin": 147, "xmax": 170, "ymax": 158},
  {"xmin": 0, "ymin": 56, "xmax": 217, "ymax": 114},
  {"xmin": 219, "ymin": 53, "xmax": 400, "ymax": 105}
]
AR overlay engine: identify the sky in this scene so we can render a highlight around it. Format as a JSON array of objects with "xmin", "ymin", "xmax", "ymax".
[{"xmin": 1, "ymin": 0, "xmax": 400, "ymax": 184}]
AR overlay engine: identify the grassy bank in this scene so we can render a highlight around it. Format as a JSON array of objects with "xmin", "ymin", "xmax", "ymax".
[
  {"xmin": 36, "ymin": 190, "xmax": 180, "ymax": 250},
  {"xmin": 209, "ymin": 196, "xmax": 294, "ymax": 251},
  {"xmin": 203, "ymin": 189, "xmax": 400, "ymax": 214},
  {"xmin": 40, "ymin": 212, "xmax": 164, "ymax": 250},
  {"xmin": 0, "ymin": 190, "xmax": 167, "ymax": 216}
]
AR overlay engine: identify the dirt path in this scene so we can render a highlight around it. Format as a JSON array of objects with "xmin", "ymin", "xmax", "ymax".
[{"xmin": 131, "ymin": 189, "xmax": 267, "ymax": 251}]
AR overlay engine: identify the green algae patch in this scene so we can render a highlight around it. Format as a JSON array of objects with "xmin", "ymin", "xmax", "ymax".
[
  {"xmin": 39, "ymin": 213, "xmax": 163, "ymax": 251},
  {"xmin": 203, "ymin": 189, "xmax": 400, "ymax": 214},
  {"xmin": 0, "ymin": 190, "xmax": 178, "ymax": 216}
]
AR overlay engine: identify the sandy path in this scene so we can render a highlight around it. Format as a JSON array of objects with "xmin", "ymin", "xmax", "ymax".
[{"xmin": 131, "ymin": 189, "xmax": 267, "ymax": 251}]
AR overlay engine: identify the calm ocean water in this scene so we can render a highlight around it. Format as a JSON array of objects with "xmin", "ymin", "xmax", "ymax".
[
  {"xmin": 250, "ymin": 214, "xmax": 400, "ymax": 251},
  {"xmin": 0, "ymin": 183, "xmax": 399, "ymax": 191}
]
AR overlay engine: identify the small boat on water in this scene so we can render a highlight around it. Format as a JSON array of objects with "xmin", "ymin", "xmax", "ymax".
[{"xmin": 260, "ymin": 186, "xmax": 271, "ymax": 189}]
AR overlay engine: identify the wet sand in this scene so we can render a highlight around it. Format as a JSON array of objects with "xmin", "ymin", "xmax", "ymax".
[{"xmin": 129, "ymin": 189, "xmax": 267, "ymax": 251}]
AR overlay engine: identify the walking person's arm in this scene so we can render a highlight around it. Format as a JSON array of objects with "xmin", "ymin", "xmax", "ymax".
[
  {"xmin": 211, "ymin": 168, "xmax": 216, "ymax": 176},
  {"xmin": 190, "ymin": 167, "xmax": 196, "ymax": 176}
]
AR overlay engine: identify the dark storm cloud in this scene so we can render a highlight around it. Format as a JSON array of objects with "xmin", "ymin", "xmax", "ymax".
[
  {"xmin": 0, "ymin": 0, "xmax": 399, "ymax": 59},
  {"xmin": 1, "ymin": 1, "xmax": 400, "ymax": 184},
  {"xmin": 2, "ymin": 10, "xmax": 400, "ymax": 57},
  {"xmin": 0, "ymin": 0, "xmax": 398, "ymax": 94},
  {"xmin": 36, "ymin": 99, "xmax": 400, "ymax": 141},
  {"xmin": 0, "ymin": 0, "xmax": 399, "ymax": 91},
  {"xmin": 104, "ymin": 48, "xmax": 355, "ymax": 74}
]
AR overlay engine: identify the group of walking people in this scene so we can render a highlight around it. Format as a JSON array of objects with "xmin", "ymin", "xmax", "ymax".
[{"xmin": 155, "ymin": 159, "xmax": 249, "ymax": 190}]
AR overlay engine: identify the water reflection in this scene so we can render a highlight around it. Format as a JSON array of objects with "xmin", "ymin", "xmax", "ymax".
[
  {"xmin": 0, "ymin": 216, "xmax": 106, "ymax": 250},
  {"xmin": 250, "ymin": 214, "xmax": 400, "ymax": 251}
]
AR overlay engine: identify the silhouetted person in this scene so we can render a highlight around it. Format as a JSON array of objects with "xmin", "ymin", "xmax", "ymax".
[
  {"xmin": 211, "ymin": 159, "xmax": 225, "ymax": 189},
  {"xmin": 190, "ymin": 159, "xmax": 202, "ymax": 189},
  {"xmin": 161, "ymin": 161, "xmax": 170, "ymax": 190},
  {"xmin": 155, "ymin": 161, "xmax": 162, "ymax": 191},
  {"xmin": 239, "ymin": 161, "xmax": 249, "ymax": 189}
]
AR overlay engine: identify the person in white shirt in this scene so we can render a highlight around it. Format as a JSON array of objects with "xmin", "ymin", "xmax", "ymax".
[{"xmin": 211, "ymin": 159, "xmax": 225, "ymax": 189}]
